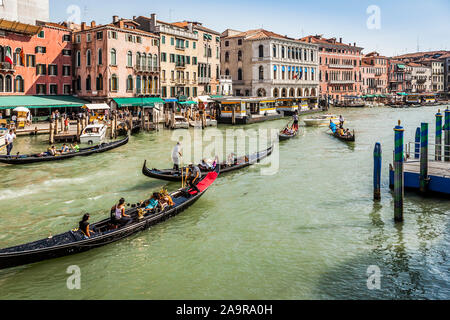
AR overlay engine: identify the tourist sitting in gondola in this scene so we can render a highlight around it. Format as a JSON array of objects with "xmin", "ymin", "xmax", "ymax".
[
  {"xmin": 60, "ymin": 144, "xmax": 70, "ymax": 154},
  {"xmin": 71, "ymin": 143, "xmax": 80, "ymax": 152},
  {"xmin": 160, "ymin": 190, "xmax": 174, "ymax": 210},
  {"xmin": 142, "ymin": 193, "xmax": 161, "ymax": 214},
  {"xmin": 329, "ymin": 120, "xmax": 337, "ymax": 133},
  {"xmin": 111, "ymin": 198, "xmax": 132, "ymax": 227},
  {"xmin": 79, "ymin": 213, "xmax": 96, "ymax": 239}
]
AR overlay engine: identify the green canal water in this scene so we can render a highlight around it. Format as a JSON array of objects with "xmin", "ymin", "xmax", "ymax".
[{"xmin": 0, "ymin": 106, "xmax": 449, "ymax": 300}]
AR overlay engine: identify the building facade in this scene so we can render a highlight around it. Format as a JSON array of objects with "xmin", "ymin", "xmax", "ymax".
[
  {"xmin": 361, "ymin": 52, "xmax": 388, "ymax": 94},
  {"xmin": 422, "ymin": 59, "xmax": 445, "ymax": 93},
  {"xmin": 0, "ymin": 20, "xmax": 72, "ymax": 96},
  {"xmin": 387, "ymin": 60, "xmax": 409, "ymax": 94},
  {"xmin": 300, "ymin": 35, "xmax": 363, "ymax": 102},
  {"xmin": 0, "ymin": 0, "xmax": 49, "ymax": 25},
  {"xmin": 405, "ymin": 63, "xmax": 432, "ymax": 93},
  {"xmin": 72, "ymin": 17, "xmax": 160, "ymax": 104},
  {"xmin": 445, "ymin": 55, "xmax": 450, "ymax": 95},
  {"xmin": 221, "ymin": 29, "xmax": 319, "ymax": 98}
]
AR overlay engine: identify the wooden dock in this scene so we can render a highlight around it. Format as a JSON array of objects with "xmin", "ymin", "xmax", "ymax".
[{"xmin": 389, "ymin": 160, "xmax": 450, "ymax": 195}]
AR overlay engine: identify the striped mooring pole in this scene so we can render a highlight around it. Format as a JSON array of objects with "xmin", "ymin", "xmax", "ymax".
[
  {"xmin": 445, "ymin": 108, "xmax": 450, "ymax": 162},
  {"xmin": 414, "ymin": 127, "xmax": 421, "ymax": 159},
  {"xmin": 420, "ymin": 122, "xmax": 429, "ymax": 194},
  {"xmin": 394, "ymin": 120, "xmax": 404, "ymax": 222},
  {"xmin": 435, "ymin": 110, "xmax": 443, "ymax": 161},
  {"xmin": 373, "ymin": 143, "xmax": 382, "ymax": 201}
]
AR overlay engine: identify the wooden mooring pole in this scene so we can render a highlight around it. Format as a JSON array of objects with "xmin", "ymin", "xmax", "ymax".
[
  {"xmin": 373, "ymin": 142, "xmax": 382, "ymax": 201},
  {"xmin": 435, "ymin": 110, "xmax": 443, "ymax": 161},
  {"xmin": 394, "ymin": 120, "xmax": 404, "ymax": 222},
  {"xmin": 414, "ymin": 127, "xmax": 420, "ymax": 159},
  {"xmin": 420, "ymin": 122, "xmax": 429, "ymax": 194},
  {"xmin": 445, "ymin": 108, "xmax": 450, "ymax": 162},
  {"xmin": 49, "ymin": 121, "xmax": 54, "ymax": 144}
]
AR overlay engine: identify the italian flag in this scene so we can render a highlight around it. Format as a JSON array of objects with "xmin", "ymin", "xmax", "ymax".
[{"xmin": 4, "ymin": 47, "xmax": 13, "ymax": 64}]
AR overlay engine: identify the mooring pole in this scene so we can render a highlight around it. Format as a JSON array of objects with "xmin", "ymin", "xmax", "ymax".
[
  {"xmin": 445, "ymin": 108, "xmax": 450, "ymax": 162},
  {"xmin": 414, "ymin": 127, "xmax": 420, "ymax": 159},
  {"xmin": 373, "ymin": 142, "xmax": 382, "ymax": 201},
  {"xmin": 435, "ymin": 110, "xmax": 443, "ymax": 161},
  {"xmin": 420, "ymin": 122, "xmax": 429, "ymax": 194},
  {"xmin": 394, "ymin": 120, "xmax": 404, "ymax": 222}
]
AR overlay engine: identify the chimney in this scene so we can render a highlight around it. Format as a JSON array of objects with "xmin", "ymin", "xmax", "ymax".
[
  {"xmin": 188, "ymin": 22, "xmax": 194, "ymax": 32},
  {"xmin": 354, "ymin": 42, "xmax": 356, "ymax": 47},
  {"xmin": 119, "ymin": 20, "xmax": 124, "ymax": 29},
  {"xmin": 339, "ymin": 37, "xmax": 342, "ymax": 43},
  {"xmin": 91, "ymin": 21, "xmax": 96, "ymax": 28},
  {"xmin": 113, "ymin": 15, "xmax": 119, "ymax": 23},
  {"xmin": 150, "ymin": 13, "xmax": 156, "ymax": 32},
  {"xmin": 81, "ymin": 22, "xmax": 86, "ymax": 31},
  {"xmin": 133, "ymin": 16, "xmax": 136, "ymax": 20}
]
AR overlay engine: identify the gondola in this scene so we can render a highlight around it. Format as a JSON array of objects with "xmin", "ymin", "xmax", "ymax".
[
  {"xmin": 279, "ymin": 128, "xmax": 299, "ymax": 141},
  {"xmin": 142, "ymin": 145, "xmax": 273, "ymax": 182},
  {"xmin": 0, "ymin": 165, "xmax": 219, "ymax": 270},
  {"xmin": 0, "ymin": 136, "xmax": 129, "ymax": 165},
  {"xmin": 330, "ymin": 130, "xmax": 355, "ymax": 142}
]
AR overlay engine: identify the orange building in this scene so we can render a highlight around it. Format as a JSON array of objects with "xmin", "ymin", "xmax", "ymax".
[{"xmin": 0, "ymin": 20, "xmax": 73, "ymax": 96}]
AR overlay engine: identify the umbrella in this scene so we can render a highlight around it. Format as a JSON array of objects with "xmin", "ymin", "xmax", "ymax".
[{"xmin": 13, "ymin": 107, "xmax": 30, "ymax": 113}]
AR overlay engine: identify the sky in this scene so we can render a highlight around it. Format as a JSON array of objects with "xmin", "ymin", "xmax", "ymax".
[{"xmin": 49, "ymin": 0, "xmax": 450, "ymax": 57}]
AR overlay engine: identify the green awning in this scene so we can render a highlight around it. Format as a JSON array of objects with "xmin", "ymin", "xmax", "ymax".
[
  {"xmin": 397, "ymin": 64, "xmax": 406, "ymax": 69},
  {"xmin": 210, "ymin": 95, "xmax": 224, "ymax": 99},
  {"xmin": 396, "ymin": 92, "xmax": 408, "ymax": 96},
  {"xmin": 178, "ymin": 101, "xmax": 197, "ymax": 105},
  {"xmin": 113, "ymin": 97, "xmax": 165, "ymax": 108},
  {"xmin": 0, "ymin": 95, "xmax": 89, "ymax": 110}
]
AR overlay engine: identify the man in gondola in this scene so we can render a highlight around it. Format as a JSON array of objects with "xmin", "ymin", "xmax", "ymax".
[
  {"xmin": 172, "ymin": 142, "xmax": 183, "ymax": 171},
  {"xmin": 187, "ymin": 164, "xmax": 201, "ymax": 193},
  {"xmin": 293, "ymin": 111, "xmax": 299, "ymax": 131}
]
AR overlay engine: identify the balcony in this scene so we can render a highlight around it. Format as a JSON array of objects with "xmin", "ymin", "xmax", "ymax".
[
  {"xmin": 0, "ymin": 62, "xmax": 14, "ymax": 73},
  {"xmin": 328, "ymin": 64, "xmax": 354, "ymax": 69},
  {"xmin": 198, "ymin": 77, "xmax": 210, "ymax": 84},
  {"xmin": 328, "ymin": 80, "xmax": 355, "ymax": 84},
  {"xmin": 156, "ymin": 24, "xmax": 198, "ymax": 40},
  {"xmin": 175, "ymin": 46, "xmax": 185, "ymax": 51},
  {"xmin": 175, "ymin": 62, "xmax": 186, "ymax": 69},
  {"xmin": 134, "ymin": 65, "xmax": 161, "ymax": 73}
]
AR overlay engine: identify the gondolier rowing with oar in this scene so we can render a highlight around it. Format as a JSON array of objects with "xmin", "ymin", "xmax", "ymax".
[{"xmin": 172, "ymin": 142, "xmax": 183, "ymax": 171}]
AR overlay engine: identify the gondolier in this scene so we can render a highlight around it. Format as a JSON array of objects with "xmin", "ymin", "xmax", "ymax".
[
  {"xmin": 293, "ymin": 111, "xmax": 299, "ymax": 131},
  {"xmin": 5, "ymin": 130, "xmax": 16, "ymax": 156},
  {"xmin": 172, "ymin": 142, "xmax": 183, "ymax": 171}
]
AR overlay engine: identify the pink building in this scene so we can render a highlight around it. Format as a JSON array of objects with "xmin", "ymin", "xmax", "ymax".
[
  {"xmin": 0, "ymin": 20, "xmax": 73, "ymax": 96},
  {"xmin": 300, "ymin": 35, "xmax": 363, "ymax": 102},
  {"xmin": 72, "ymin": 17, "xmax": 160, "ymax": 107},
  {"xmin": 361, "ymin": 52, "xmax": 388, "ymax": 94}
]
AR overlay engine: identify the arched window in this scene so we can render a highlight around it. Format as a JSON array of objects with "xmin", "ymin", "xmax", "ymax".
[
  {"xmin": 98, "ymin": 48, "xmax": 103, "ymax": 65},
  {"xmin": 257, "ymin": 88, "xmax": 266, "ymax": 97},
  {"xmin": 96, "ymin": 74, "xmax": 103, "ymax": 91},
  {"xmin": 136, "ymin": 52, "xmax": 141, "ymax": 68},
  {"xmin": 273, "ymin": 45, "xmax": 277, "ymax": 58},
  {"xmin": 86, "ymin": 75, "xmax": 91, "ymax": 91},
  {"xmin": 273, "ymin": 88, "xmax": 279, "ymax": 98},
  {"xmin": 76, "ymin": 76, "xmax": 81, "ymax": 91},
  {"xmin": 238, "ymin": 68, "xmax": 243, "ymax": 81},
  {"xmin": 142, "ymin": 53, "xmax": 147, "ymax": 69},
  {"xmin": 147, "ymin": 54, "xmax": 152, "ymax": 70},
  {"xmin": 0, "ymin": 75, "xmax": 3, "ymax": 92},
  {"xmin": 110, "ymin": 74, "xmax": 118, "ymax": 91},
  {"xmin": 289, "ymin": 88, "xmax": 295, "ymax": 97},
  {"xmin": 110, "ymin": 49, "xmax": 117, "ymax": 66},
  {"xmin": 273, "ymin": 65, "xmax": 277, "ymax": 80},
  {"xmin": 238, "ymin": 50, "xmax": 242, "ymax": 61},
  {"xmin": 5, "ymin": 75, "xmax": 12, "ymax": 92},
  {"xmin": 225, "ymin": 51, "xmax": 229, "ymax": 62},
  {"xmin": 136, "ymin": 76, "xmax": 141, "ymax": 94},
  {"xmin": 281, "ymin": 88, "xmax": 287, "ymax": 97},
  {"xmin": 259, "ymin": 45, "xmax": 264, "ymax": 58},
  {"xmin": 76, "ymin": 51, "xmax": 81, "ymax": 67},
  {"xmin": 14, "ymin": 75, "xmax": 24, "ymax": 92},
  {"xmin": 127, "ymin": 75, "xmax": 133, "ymax": 91},
  {"xmin": 127, "ymin": 51, "xmax": 133, "ymax": 67},
  {"xmin": 281, "ymin": 46, "xmax": 285, "ymax": 58},
  {"xmin": 225, "ymin": 69, "xmax": 230, "ymax": 76},
  {"xmin": 297, "ymin": 88, "xmax": 302, "ymax": 97},
  {"xmin": 153, "ymin": 54, "xmax": 158, "ymax": 68},
  {"xmin": 259, "ymin": 66, "xmax": 264, "ymax": 80},
  {"xmin": 86, "ymin": 50, "xmax": 91, "ymax": 66},
  {"xmin": 14, "ymin": 48, "xmax": 23, "ymax": 66}
]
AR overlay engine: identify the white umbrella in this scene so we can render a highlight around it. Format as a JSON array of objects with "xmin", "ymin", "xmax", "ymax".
[{"xmin": 13, "ymin": 107, "xmax": 30, "ymax": 113}]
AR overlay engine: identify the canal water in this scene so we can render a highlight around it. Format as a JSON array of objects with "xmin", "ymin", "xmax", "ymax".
[{"xmin": 0, "ymin": 106, "xmax": 449, "ymax": 300}]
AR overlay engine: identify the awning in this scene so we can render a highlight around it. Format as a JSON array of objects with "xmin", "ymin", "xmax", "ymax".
[
  {"xmin": 0, "ymin": 95, "xmax": 89, "ymax": 110},
  {"xmin": 178, "ymin": 101, "xmax": 197, "ymax": 105},
  {"xmin": 397, "ymin": 64, "xmax": 406, "ymax": 69},
  {"xmin": 165, "ymin": 99, "xmax": 178, "ymax": 103},
  {"xmin": 197, "ymin": 96, "xmax": 212, "ymax": 103},
  {"xmin": 0, "ymin": 19, "xmax": 42, "ymax": 36},
  {"xmin": 113, "ymin": 97, "xmax": 165, "ymax": 108},
  {"xmin": 83, "ymin": 103, "xmax": 110, "ymax": 110},
  {"xmin": 210, "ymin": 95, "xmax": 224, "ymax": 99},
  {"xmin": 396, "ymin": 92, "xmax": 408, "ymax": 96}
]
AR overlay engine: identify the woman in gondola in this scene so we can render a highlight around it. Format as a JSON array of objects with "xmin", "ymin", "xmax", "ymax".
[
  {"xmin": 112, "ymin": 198, "xmax": 132, "ymax": 227},
  {"xmin": 79, "ymin": 213, "xmax": 95, "ymax": 238}
]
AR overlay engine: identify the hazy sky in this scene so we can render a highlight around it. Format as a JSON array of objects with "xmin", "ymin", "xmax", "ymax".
[{"xmin": 49, "ymin": 0, "xmax": 450, "ymax": 57}]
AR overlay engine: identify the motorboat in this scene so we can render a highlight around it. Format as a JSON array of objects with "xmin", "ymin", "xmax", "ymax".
[
  {"xmin": 303, "ymin": 114, "xmax": 340, "ymax": 127},
  {"xmin": 173, "ymin": 116, "xmax": 189, "ymax": 129},
  {"xmin": 205, "ymin": 115, "xmax": 218, "ymax": 127},
  {"xmin": 80, "ymin": 124, "xmax": 107, "ymax": 144}
]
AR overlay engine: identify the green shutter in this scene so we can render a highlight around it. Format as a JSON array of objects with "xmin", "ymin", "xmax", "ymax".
[
  {"xmin": 171, "ymin": 37, "xmax": 174, "ymax": 45},
  {"xmin": 162, "ymin": 35, "xmax": 165, "ymax": 44}
]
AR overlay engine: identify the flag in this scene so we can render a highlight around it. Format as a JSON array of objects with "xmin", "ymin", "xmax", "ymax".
[
  {"xmin": 4, "ymin": 47, "xmax": 13, "ymax": 65},
  {"xmin": 20, "ymin": 48, "xmax": 25, "ymax": 65}
]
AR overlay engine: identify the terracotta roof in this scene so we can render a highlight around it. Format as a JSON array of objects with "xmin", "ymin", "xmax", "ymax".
[
  {"xmin": 394, "ymin": 50, "xmax": 449, "ymax": 59},
  {"xmin": 171, "ymin": 21, "xmax": 220, "ymax": 35},
  {"xmin": 300, "ymin": 35, "xmax": 362, "ymax": 50},
  {"xmin": 407, "ymin": 62, "xmax": 428, "ymax": 67},
  {"xmin": 225, "ymin": 28, "xmax": 293, "ymax": 41},
  {"xmin": 41, "ymin": 22, "xmax": 71, "ymax": 31}
]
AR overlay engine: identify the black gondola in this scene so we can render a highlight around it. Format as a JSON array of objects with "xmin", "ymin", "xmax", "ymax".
[
  {"xmin": 0, "ymin": 136, "xmax": 129, "ymax": 165},
  {"xmin": 279, "ymin": 128, "xmax": 299, "ymax": 141},
  {"xmin": 330, "ymin": 130, "xmax": 356, "ymax": 142},
  {"xmin": 0, "ymin": 165, "xmax": 220, "ymax": 270},
  {"xmin": 142, "ymin": 145, "xmax": 273, "ymax": 182}
]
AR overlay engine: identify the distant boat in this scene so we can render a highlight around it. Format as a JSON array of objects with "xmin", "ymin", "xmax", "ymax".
[{"xmin": 303, "ymin": 114, "xmax": 339, "ymax": 127}]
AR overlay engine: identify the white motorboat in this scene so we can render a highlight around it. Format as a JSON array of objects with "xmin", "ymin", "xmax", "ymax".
[
  {"xmin": 205, "ymin": 115, "xmax": 218, "ymax": 127},
  {"xmin": 303, "ymin": 114, "xmax": 340, "ymax": 127},
  {"xmin": 80, "ymin": 124, "xmax": 107, "ymax": 144},
  {"xmin": 173, "ymin": 116, "xmax": 189, "ymax": 129}
]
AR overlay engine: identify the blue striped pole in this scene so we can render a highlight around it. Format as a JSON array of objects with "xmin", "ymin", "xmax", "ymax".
[
  {"xmin": 420, "ymin": 123, "xmax": 429, "ymax": 194},
  {"xmin": 373, "ymin": 143, "xmax": 382, "ymax": 201},
  {"xmin": 436, "ymin": 110, "xmax": 443, "ymax": 161},
  {"xmin": 414, "ymin": 127, "xmax": 421, "ymax": 159},
  {"xmin": 445, "ymin": 108, "xmax": 450, "ymax": 162},
  {"xmin": 394, "ymin": 120, "xmax": 404, "ymax": 222}
]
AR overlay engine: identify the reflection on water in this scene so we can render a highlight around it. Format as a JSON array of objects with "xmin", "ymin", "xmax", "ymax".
[{"xmin": 0, "ymin": 106, "xmax": 449, "ymax": 299}]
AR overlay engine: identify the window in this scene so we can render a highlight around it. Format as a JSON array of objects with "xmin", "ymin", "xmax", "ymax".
[
  {"xmin": 192, "ymin": 57, "xmax": 197, "ymax": 65},
  {"xmin": 161, "ymin": 52, "xmax": 167, "ymax": 62},
  {"xmin": 259, "ymin": 66, "xmax": 264, "ymax": 80},
  {"xmin": 63, "ymin": 65, "xmax": 71, "ymax": 76},
  {"xmin": 35, "ymin": 46, "xmax": 46, "ymax": 53},
  {"xmin": 225, "ymin": 69, "xmax": 230, "ymax": 76},
  {"xmin": 38, "ymin": 30, "xmax": 45, "ymax": 38},
  {"xmin": 86, "ymin": 50, "xmax": 91, "ymax": 66},
  {"xmin": 76, "ymin": 35, "xmax": 81, "ymax": 43},
  {"xmin": 63, "ymin": 34, "xmax": 71, "ymax": 42},
  {"xmin": 76, "ymin": 51, "xmax": 81, "ymax": 67},
  {"xmin": 110, "ymin": 74, "xmax": 118, "ymax": 91},
  {"xmin": 171, "ymin": 38, "xmax": 174, "ymax": 45},
  {"xmin": 36, "ymin": 64, "xmax": 46, "ymax": 75},
  {"xmin": 127, "ymin": 51, "xmax": 133, "ymax": 67},
  {"xmin": 259, "ymin": 45, "xmax": 264, "ymax": 58},
  {"xmin": 127, "ymin": 75, "xmax": 133, "ymax": 91},
  {"xmin": 26, "ymin": 54, "xmax": 36, "ymax": 67},
  {"xmin": 110, "ymin": 49, "xmax": 117, "ymax": 66},
  {"xmin": 238, "ymin": 68, "xmax": 243, "ymax": 81},
  {"xmin": 87, "ymin": 33, "xmax": 92, "ymax": 42},
  {"xmin": 238, "ymin": 50, "xmax": 242, "ymax": 61},
  {"xmin": 273, "ymin": 45, "xmax": 277, "ymax": 58},
  {"xmin": 98, "ymin": 49, "xmax": 103, "ymax": 65},
  {"xmin": 225, "ymin": 52, "xmax": 229, "ymax": 62},
  {"xmin": 63, "ymin": 49, "xmax": 71, "ymax": 56},
  {"xmin": 193, "ymin": 42, "xmax": 196, "ymax": 49},
  {"xmin": 50, "ymin": 84, "xmax": 58, "ymax": 95},
  {"xmin": 225, "ymin": 41, "xmax": 229, "ymax": 47},
  {"xmin": 36, "ymin": 84, "xmax": 46, "ymax": 95},
  {"xmin": 170, "ymin": 54, "xmax": 175, "ymax": 63},
  {"xmin": 14, "ymin": 76, "xmax": 24, "ymax": 93},
  {"xmin": 96, "ymin": 74, "xmax": 103, "ymax": 90},
  {"xmin": 76, "ymin": 76, "xmax": 81, "ymax": 91},
  {"xmin": 96, "ymin": 31, "xmax": 103, "ymax": 40},
  {"xmin": 185, "ymin": 40, "xmax": 189, "ymax": 48},
  {"xmin": 63, "ymin": 84, "xmax": 71, "ymax": 95},
  {"xmin": 162, "ymin": 35, "xmax": 165, "ymax": 44},
  {"xmin": 86, "ymin": 75, "xmax": 91, "ymax": 91},
  {"xmin": 137, "ymin": 37, "xmax": 142, "ymax": 44},
  {"xmin": 48, "ymin": 65, "xmax": 58, "ymax": 76}
]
